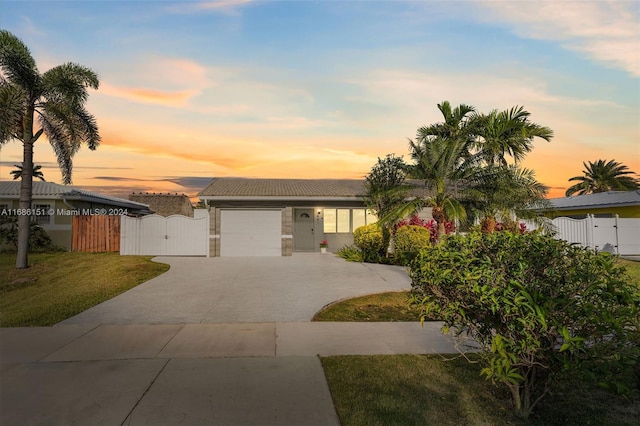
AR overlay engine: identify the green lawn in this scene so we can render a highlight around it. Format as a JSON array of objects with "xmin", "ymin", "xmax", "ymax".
[
  {"xmin": 322, "ymin": 354, "xmax": 640, "ymax": 426},
  {"xmin": 313, "ymin": 291, "xmax": 419, "ymax": 321},
  {"xmin": 0, "ymin": 252, "xmax": 169, "ymax": 326},
  {"xmin": 314, "ymin": 258, "xmax": 640, "ymax": 322},
  {"xmin": 320, "ymin": 257, "xmax": 640, "ymax": 425}
]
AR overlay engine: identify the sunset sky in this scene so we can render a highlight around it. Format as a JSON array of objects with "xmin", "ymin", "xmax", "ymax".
[{"xmin": 0, "ymin": 0, "xmax": 638, "ymax": 200}]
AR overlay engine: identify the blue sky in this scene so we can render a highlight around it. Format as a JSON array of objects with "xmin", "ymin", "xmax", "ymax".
[{"xmin": 0, "ymin": 0, "xmax": 638, "ymax": 198}]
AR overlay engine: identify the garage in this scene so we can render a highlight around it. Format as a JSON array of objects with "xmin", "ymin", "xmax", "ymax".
[{"xmin": 220, "ymin": 209, "xmax": 282, "ymax": 256}]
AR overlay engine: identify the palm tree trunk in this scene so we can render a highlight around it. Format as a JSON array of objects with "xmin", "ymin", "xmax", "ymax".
[
  {"xmin": 16, "ymin": 107, "xmax": 35, "ymax": 269},
  {"xmin": 481, "ymin": 216, "xmax": 496, "ymax": 234},
  {"xmin": 432, "ymin": 206, "xmax": 446, "ymax": 239}
]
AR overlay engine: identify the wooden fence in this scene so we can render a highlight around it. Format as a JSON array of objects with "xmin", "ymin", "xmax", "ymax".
[{"xmin": 72, "ymin": 215, "xmax": 121, "ymax": 252}]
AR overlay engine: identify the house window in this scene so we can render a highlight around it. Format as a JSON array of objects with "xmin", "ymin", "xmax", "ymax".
[
  {"xmin": 352, "ymin": 209, "xmax": 378, "ymax": 230},
  {"xmin": 33, "ymin": 203, "xmax": 52, "ymax": 225},
  {"xmin": 323, "ymin": 208, "xmax": 378, "ymax": 233}
]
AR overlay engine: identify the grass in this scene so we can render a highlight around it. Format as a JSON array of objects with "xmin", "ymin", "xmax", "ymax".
[
  {"xmin": 319, "ymin": 257, "xmax": 640, "ymax": 425},
  {"xmin": 619, "ymin": 258, "xmax": 640, "ymax": 287},
  {"xmin": 0, "ymin": 252, "xmax": 170, "ymax": 326},
  {"xmin": 314, "ymin": 258, "xmax": 640, "ymax": 322},
  {"xmin": 312, "ymin": 291, "xmax": 420, "ymax": 322},
  {"xmin": 322, "ymin": 354, "xmax": 640, "ymax": 426}
]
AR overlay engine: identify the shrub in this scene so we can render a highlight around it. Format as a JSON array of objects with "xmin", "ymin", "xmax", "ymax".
[
  {"xmin": 0, "ymin": 216, "xmax": 63, "ymax": 253},
  {"xmin": 353, "ymin": 223, "xmax": 385, "ymax": 263},
  {"xmin": 393, "ymin": 225, "xmax": 431, "ymax": 265},
  {"xmin": 336, "ymin": 245, "xmax": 364, "ymax": 262},
  {"xmin": 394, "ymin": 215, "xmax": 454, "ymax": 243},
  {"xmin": 409, "ymin": 231, "xmax": 640, "ymax": 419}
]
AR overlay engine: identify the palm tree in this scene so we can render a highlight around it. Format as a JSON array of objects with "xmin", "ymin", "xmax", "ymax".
[
  {"xmin": 565, "ymin": 160, "xmax": 639, "ymax": 196},
  {"xmin": 11, "ymin": 164, "xmax": 45, "ymax": 181},
  {"xmin": 474, "ymin": 106, "xmax": 553, "ymax": 166},
  {"xmin": 406, "ymin": 102, "xmax": 478, "ymax": 238},
  {"xmin": 464, "ymin": 165, "xmax": 550, "ymax": 233},
  {"xmin": 0, "ymin": 30, "xmax": 100, "ymax": 268}
]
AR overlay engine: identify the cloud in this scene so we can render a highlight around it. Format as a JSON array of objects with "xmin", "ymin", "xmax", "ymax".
[
  {"xmin": 475, "ymin": 1, "xmax": 640, "ymax": 77},
  {"xmin": 99, "ymin": 83, "xmax": 198, "ymax": 107},
  {"xmin": 166, "ymin": 0, "xmax": 253, "ymax": 15},
  {"xmin": 19, "ymin": 16, "xmax": 46, "ymax": 37},
  {"xmin": 97, "ymin": 57, "xmax": 213, "ymax": 107}
]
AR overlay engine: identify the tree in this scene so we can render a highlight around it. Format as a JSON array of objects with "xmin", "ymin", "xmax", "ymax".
[
  {"xmin": 363, "ymin": 154, "xmax": 413, "ymax": 255},
  {"xmin": 0, "ymin": 30, "xmax": 100, "ymax": 268},
  {"xmin": 464, "ymin": 165, "xmax": 550, "ymax": 233},
  {"xmin": 410, "ymin": 231, "xmax": 640, "ymax": 418},
  {"xmin": 11, "ymin": 164, "xmax": 45, "ymax": 181},
  {"xmin": 473, "ymin": 106, "xmax": 553, "ymax": 167},
  {"xmin": 406, "ymin": 101, "xmax": 478, "ymax": 238},
  {"xmin": 565, "ymin": 159, "xmax": 639, "ymax": 196},
  {"xmin": 364, "ymin": 154, "xmax": 412, "ymax": 223}
]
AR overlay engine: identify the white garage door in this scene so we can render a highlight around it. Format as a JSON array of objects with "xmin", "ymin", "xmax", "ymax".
[{"xmin": 220, "ymin": 209, "xmax": 282, "ymax": 256}]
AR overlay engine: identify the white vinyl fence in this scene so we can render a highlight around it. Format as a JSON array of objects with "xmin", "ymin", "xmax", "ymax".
[
  {"xmin": 120, "ymin": 213, "xmax": 209, "ymax": 256},
  {"xmin": 525, "ymin": 215, "xmax": 640, "ymax": 256}
]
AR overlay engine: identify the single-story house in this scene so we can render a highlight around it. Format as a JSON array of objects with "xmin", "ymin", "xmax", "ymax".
[
  {"xmin": 198, "ymin": 177, "xmax": 431, "ymax": 257},
  {"xmin": 0, "ymin": 181, "xmax": 153, "ymax": 250},
  {"xmin": 129, "ymin": 193, "xmax": 194, "ymax": 217},
  {"xmin": 544, "ymin": 190, "xmax": 640, "ymax": 219}
]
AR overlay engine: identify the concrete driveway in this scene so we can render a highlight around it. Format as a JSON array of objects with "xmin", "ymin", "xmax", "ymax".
[{"xmin": 60, "ymin": 253, "xmax": 412, "ymax": 325}]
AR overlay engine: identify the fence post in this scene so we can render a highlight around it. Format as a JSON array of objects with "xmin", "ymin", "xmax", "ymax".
[
  {"xmin": 586, "ymin": 214, "xmax": 594, "ymax": 250},
  {"xmin": 614, "ymin": 214, "xmax": 620, "ymax": 254}
]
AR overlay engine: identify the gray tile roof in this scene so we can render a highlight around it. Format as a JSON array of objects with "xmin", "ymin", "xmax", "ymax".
[
  {"xmin": 199, "ymin": 178, "xmax": 368, "ymax": 198},
  {"xmin": 0, "ymin": 180, "xmax": 151, "ymax": 211},
  {"xmin": 198, "ymin": 177, "xmax": 429, "ymax": 199},
  {"xmin": 549, "ymin": 190, "xmax": 640, "ymax": 210},
  {"xmin": 198, "ymin": 177, "xmax": 432, "ymax": 199}
]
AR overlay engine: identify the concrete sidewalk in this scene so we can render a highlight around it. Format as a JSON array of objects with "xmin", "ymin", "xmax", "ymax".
[{"xmin": 0, "ymin": 322, "xmax": 461, "ymax": 425}]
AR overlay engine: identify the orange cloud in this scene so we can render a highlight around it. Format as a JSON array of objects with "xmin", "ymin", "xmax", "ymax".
[{"xmin": 98, "ymin": 82, "xmax": 197, "ymax": 107}]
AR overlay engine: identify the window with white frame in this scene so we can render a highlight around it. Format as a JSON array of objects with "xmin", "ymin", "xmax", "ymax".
[
  {"xmin": 323, "ymin": 208, "xmax": 377, "ymax": 233},
  {"xmin": 33, "ymin": 203, "xmax": 52, "ymax": 225}
]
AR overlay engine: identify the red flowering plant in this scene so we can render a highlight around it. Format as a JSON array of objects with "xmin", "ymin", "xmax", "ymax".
[{"xmin": 319, "ymin": 239, "xmax": 329, "ymax": 248}]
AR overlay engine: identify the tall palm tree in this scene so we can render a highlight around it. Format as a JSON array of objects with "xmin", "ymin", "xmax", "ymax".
[
  {"xmin": 474, "ymin": 106, "xmax": 553, "ymax": 166},
  {"xmin": 0, "ymin": 30, "xmax": 100, "ymax": 268},
  {"xmin": 406, "ymin": 101, "xmax": 478, "ymax": 238},
  {"xmin": 565, "ymin": 160, "xmax": 639, "ymax": 196},
  {"xmin": 11, "ymin": 164, "xmax": 45, "ymax": 181}
]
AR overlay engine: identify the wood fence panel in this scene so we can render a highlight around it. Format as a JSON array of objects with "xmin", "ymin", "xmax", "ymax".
[{"xmin": 72, "ymin": 215, "xmax": 121, "ymax": 252}]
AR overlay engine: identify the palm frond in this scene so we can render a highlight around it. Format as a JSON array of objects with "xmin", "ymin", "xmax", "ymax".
[
  {"xmin": 0, "ymin": 82, "xmax": 25, "ymax": 144},
  {"xmin": 41, "ymin": 62, "xmax": 99, "ymax": 108},
  {"xmin": 0, "ymin": 30, "xmax": 40, "ymax": 92}
]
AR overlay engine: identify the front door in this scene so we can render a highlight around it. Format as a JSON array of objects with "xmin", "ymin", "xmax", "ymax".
[{"xmin": 293, "ymin": 208, "xmax": 315, "ymax": 251}]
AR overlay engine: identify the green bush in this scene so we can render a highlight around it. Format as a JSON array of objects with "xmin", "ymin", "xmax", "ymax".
[
  {"xmin": 393, "ymin": 225, "xmax": 431, "ymax": 265},
  {"xmin": 336, "ymin": 245, "xmax": 364, "ymax": 262},
  {"xmin": 353, "ymin": 223, "xmax": 385, "ymax": 263},
  {"xmin": 409, "ymin": 231, "xmax": 640, "ymax": 419},
  {"xmin": 0, "ymin": 216, "xmax": 63, "ymax": 253}
]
